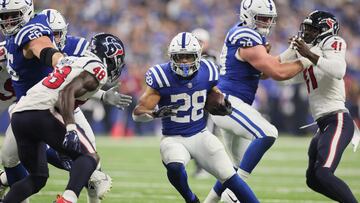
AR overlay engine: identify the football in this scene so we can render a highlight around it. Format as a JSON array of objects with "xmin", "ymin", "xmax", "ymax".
[{"xmin": 205, "ymin": 90, "xmax": 225, "ymax": 113}]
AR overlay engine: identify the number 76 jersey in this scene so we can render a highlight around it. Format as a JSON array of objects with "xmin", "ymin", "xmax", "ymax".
[{"xmin": 14, "ymin": 56, "xmax": 107, "ymax": 113}]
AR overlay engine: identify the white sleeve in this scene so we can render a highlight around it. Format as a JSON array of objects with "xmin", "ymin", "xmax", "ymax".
[
  {"xmin": 279, "ymin": 47, "xmax": 298, "ymax": 63},
  {"xmin": 317, "ymin": 36, "xmax": 347, "ymax": 80}
]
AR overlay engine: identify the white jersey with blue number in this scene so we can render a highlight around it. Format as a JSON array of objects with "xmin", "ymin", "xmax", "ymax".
[
  {"xmin": 217, "ymin": 24, "xmax": 267, "ymax": 105},
  {"xmin": 145, "ymin": 59, "xmax": 219, "ymax": 137}
]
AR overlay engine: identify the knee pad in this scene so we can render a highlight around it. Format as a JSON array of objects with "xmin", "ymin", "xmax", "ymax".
[
  {"xmin": 30, "ymin": 175, "xmax": 48, "ymax": 193},
  {"xmin": 1, "ymin": 145, "xmax": 20, "ymax": 168}
]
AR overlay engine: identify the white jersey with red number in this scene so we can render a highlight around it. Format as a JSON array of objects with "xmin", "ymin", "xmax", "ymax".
[
  {"xmin": 14, "ymin": 56, "xmax": 108, "ymax": 113},
  {"xmin": 0, "ymin": 43, "xmax": 16, "ymax": 114},
  {"xmin": 282, "ymin": 35, "xmax": 347, "ymax": 120}
]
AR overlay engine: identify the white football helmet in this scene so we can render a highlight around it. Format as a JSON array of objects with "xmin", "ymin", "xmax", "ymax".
[
  {"xmin": 40, "ymin": 9, "xmax": 68, "ymax": 50},
  {"xmin": 239, "ymin": 0, "xmax": 277, "ymax": 36},
  {"xmin": 168, "ymin": 32, "xmax": 202, "ymax": 78},
  {"xmin": 0, "ymin": 0, "xmax": 34, "ymax": 36}
]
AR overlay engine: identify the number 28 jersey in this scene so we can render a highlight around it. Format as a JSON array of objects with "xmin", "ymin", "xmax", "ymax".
[
  {"xmin": 145, "ymin": 59, "xmax": 219, "ymax": 137},
  {"xmin": 14, "ymin": 56, "xmax": 107, "ymax": 113}
]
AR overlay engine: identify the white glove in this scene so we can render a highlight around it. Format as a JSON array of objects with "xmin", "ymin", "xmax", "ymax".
[
  {"xmin": 102, "ymin": 85, "xmax": 132, "ymax": 110},
  {"xmin": 352, "ymin": 121, "xmax": 360, "ymax": 152}
]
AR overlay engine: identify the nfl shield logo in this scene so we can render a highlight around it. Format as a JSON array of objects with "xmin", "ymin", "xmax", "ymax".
[{"xmin": 187, "ymin": 82, "xmax": 192, "ymax": 89}]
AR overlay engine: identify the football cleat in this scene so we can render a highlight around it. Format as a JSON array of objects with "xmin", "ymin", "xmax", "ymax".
[
  {"xmin": 220, "ymin": 189, "xmax": 240, "ymax": 203},
  {"xmin": 54, "ymin": 195, "xmax": 73, "ymax": 203},
  {"xmin": 87, "ymin": 170, "xmax": 112, "ymax": 200},
  {"xmin": 0, "ymin": 169, "xmax": 8, "ymax": 199}
]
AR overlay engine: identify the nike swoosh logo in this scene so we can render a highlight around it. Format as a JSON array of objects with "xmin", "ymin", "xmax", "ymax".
[{"xmin": 227, "ymin": 193, "xmax": 238, "ymax": 202}]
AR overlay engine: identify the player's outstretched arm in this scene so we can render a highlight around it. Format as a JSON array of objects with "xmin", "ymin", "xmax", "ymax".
[
  {"xmin": 92, "ymin": 85, "xmax": 133, "ymax": 110},
  {"xmin": 25, "ymin": 36, "xmax": 64, "ymax": 67},
  {"xmin": 132, "ymin": 86, "xmax": 162, "ymax": 122},
  {"xmin": 239, "ymin": 45, "xmax": 304, "ymax": 81}
]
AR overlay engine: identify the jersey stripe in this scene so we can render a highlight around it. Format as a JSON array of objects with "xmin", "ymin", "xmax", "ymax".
[
  {"xmin": 79, "ymin": 41, "xmax": 90, "ymax": 56},
  {"xmin": 15, "ymin": 23, "xmax": 51, "ymax": 46},
  {"xmin": 155, "ymin": 65, "xmax": 170, "ymax": 87},
  {"xmin": 73, "ymin": 38, "xmax": 86, "ymax": 55},
  {"xmin": 149, "ymin": 67, "xmax": 163, "ymax": 88},
  {"xmin": 181, "ymin": 32, "xmax": 186, "ymax": 48},
  {"xmin": 231, "ymin": 32, "xmax": 263, "ymax": 45},
  {"xmin": 202, "ymin": 59, "xmax": 213, "ymax": 81},
  {"xmin": 208, "ymin": 60, "xmax": 219, "ymax": 80},
  {"xmin": 228, "ymin": 27, "xmax": 262, "ymax": 43},
  {"xmin": 324, "ymin": 113, "xmax": 344, "ymax": 168}
]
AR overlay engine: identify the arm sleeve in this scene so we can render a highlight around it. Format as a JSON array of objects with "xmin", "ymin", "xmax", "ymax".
[
  {"xmin": 14, "ymin": 15, "xmax": 52, "ymax": 47},
  {"xmin": 316, "ymin": 37, "xmax": 347, "ymax": 80},
  {"xmin": 145, "ymin": 67, "xmax": 161, "ymax": 90},
  {"xmin": 83, "ymin": 59, "xmax": 108, "ymax": 86}
]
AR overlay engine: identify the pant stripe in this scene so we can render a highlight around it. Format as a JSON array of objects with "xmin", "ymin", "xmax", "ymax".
[
  {"xmin": 324, "ymin": 113, "xmax": 344, "ymax": 168},
  {"xmin": 230, "ymin": 108, "xmax": 266, "ymax": 138},
  {"xmin": 50, "ymin": 110, "xmax": 96, "ymax": 153}
]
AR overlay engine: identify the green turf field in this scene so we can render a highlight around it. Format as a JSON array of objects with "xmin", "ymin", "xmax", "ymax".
[{"xmin": 2, "ymin": 135, "xmax": 360, "ymax": 203}]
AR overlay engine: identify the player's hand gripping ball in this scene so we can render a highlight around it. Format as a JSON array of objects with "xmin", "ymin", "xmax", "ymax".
[{"xmin": 205, "ymin": 90, "xmax": 232, "ymax": 116}]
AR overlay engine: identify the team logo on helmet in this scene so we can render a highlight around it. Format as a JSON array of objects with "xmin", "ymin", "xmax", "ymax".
[
  {"xmin": 104, "ymin": 36, "xmax": 124, "ymax": 58},
  {"xmin": 1, "ymin": 0, "xmax": 9, "ymax": 8},
  {"xmin": 242, "ymin": 0, "xmax": 253, "ymax": 10}
]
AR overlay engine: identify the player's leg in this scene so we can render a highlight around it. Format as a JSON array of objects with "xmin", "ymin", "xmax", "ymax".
[
  {"xmin": 191, "ymin": 130, "xmax": 258, "ymax": 203},
  {"xmin": 305, "ymin": 130, "xmax": 340, "ymax": 201},
  {"xmin": 312, "ymin": 113, "xmax": 357, "ymax": 202},
  {"xmin": 207, "ymin": 95, "xmax": 277, "ymax": 201},
  {"xmin": 73, "ymin": 108, "xmax": 111, "ymax": 202},
  {"xmin": 3, "ymin": 112, "xmax": 49, "ymax": 203},
  {"xmin": 160, "ymin": 136, "xmax": 199, "ymax": 203},
  {"xmin": 1, "ymin": 125, "xmax": 28, "ymax": 186},
  {"xmin": 45, "ymin": 110, "xmax": 99, "ymax": 203}
]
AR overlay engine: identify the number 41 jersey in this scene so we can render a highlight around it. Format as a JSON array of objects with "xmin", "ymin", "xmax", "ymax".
[
  {"xmin": 145, "ymin": 59, "xmax": 219, "ymax": 137},
  {"xmin": 13, "ymin": 56, "xmax": 108, "ymax": 113}
]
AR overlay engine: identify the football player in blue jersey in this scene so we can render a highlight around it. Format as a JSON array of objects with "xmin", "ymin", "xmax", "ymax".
[
  {"xmin": 203, "ymin": 0, "xmax": 308, "ymax": 202},
  {"xmin": 133, "ymin": 32, "xmax": 259, "ymax": 203}
]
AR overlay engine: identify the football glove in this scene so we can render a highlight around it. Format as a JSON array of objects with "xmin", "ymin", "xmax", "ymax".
[
  {"xmin": 102, "ymin": 85, "xmax": 132, "ymax": 110},
  {"xmin": 152, "ymin": 104, "xmax": 180, "ymax": 118},
  {"xmin": 208, "ymin": 98, "xmax": 232, "ymax": 116},
  {"xmin": 63, "ymin": 130, "xmax": 81, "ymax": 154}
]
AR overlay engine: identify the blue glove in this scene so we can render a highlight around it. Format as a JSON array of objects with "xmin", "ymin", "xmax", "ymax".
[{"xmin": 63, "ymin": 130, "xmax": 81, "ymax": 153}]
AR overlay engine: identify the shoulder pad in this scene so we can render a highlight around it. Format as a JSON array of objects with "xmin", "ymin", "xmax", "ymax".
[
  {"xmin": 227, "ymin": 27, "xmax": 264, "ymax": 47},
  {"xmin": 145, "ymin": 64, "xmax": 170, "ymax": 90}
]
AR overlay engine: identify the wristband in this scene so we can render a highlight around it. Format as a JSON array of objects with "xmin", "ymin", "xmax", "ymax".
[{"xmin": 66, "ymin": 124, "xmax": 77, "ymax": 132}]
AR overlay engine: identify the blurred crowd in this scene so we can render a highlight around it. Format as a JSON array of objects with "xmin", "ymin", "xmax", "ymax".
[{"xmin": 1, "ymin": 0, "xmax": 360, "ymax": 136}]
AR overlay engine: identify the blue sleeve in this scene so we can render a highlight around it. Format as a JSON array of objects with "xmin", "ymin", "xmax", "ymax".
[
  {"xmin": 63, "ymin": 36, "xmax": 89, "ymax": 57},
  {"xmin": 200, "ymin": 59, "xmax": 219, "ymax": 88},
  {"xmin": 227, "ymin": 27, "xmax": 264, "ymax": 48},
  {"xmin": 14, "ymin": 15, "xmax": 53, "ymax": 47},
  {"xmin": 145, "ymin": 67, "xmax": 160, "ymax": 90}
]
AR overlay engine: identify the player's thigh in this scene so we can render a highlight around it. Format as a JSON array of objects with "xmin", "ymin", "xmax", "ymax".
[
  {"xmin": 74, "ymin": 107, "xmax": 96, "ymax": 148},
  {"xmin": 212, "ymin": 95, "xmax": 278, "ymax": 139},
  {"xmin": 1, "ymin": 125, "xmax": 20, "ymax": 167},
  {"xmin": 317, "ymin": 113, "xmax": 354, "ymax": 170},
  {"xmin": 191, "ymin": 131, "xmax": 235, "ymax": 182},
  {"xmin": 160, "ymin": 136, "xmax": 191, "ymax": 165},
  {"xmin": 11, "ymin": 112, "xmax": 49, "ymax": 176}
]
